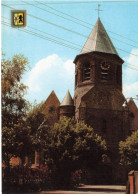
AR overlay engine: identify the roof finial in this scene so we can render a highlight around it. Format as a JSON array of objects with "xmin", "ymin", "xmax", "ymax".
[{"xmin": 96, "ymin": 4, "xmax": 103, "ymax": 18}]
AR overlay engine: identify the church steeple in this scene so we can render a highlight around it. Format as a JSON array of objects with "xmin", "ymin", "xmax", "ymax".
[
  {"xmin": 80, "ymin": 18, "xmax": 118, "ymax": 56},
  {"xmin": 74, "ymin": 18, "xmax": 124, "ymax": 93}
]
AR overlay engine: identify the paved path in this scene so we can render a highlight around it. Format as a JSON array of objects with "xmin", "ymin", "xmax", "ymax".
[
  {"xmin": 40, "ymin": 191, "xmax": 125, "ymax": 194},
  {"xmin": 40, "ymin": 185, "xmax": 126, "ymax": 194}
]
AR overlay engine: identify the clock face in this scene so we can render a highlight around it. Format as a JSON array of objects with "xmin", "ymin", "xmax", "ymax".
[{"xmin": 100, "ymin": 62, "xmax": 110, "ymax": 70}]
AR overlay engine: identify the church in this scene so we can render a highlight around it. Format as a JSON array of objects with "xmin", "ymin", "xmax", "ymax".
[{"xmin": 38, "ymin": 18, "xmax": 138, "ymax": 184}]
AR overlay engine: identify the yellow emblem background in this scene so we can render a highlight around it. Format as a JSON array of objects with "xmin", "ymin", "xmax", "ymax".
[{"xmin": 14, "ymin": 13, "xmax": 24, "ymax": 26}]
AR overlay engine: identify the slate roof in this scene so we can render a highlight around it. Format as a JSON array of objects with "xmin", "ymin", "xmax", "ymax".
[
  {"xmin": 80, "ymin": 18, "xmax": 118, "ymax": 55},
  {"xmin": 60, "ymin": 90, "xmax": 74, "ymax": 106}
]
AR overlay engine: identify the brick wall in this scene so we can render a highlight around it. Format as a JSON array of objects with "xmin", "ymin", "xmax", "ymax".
[{"xmin": 42, "ymin": 91, "xmax": 60, "ymax": 126}]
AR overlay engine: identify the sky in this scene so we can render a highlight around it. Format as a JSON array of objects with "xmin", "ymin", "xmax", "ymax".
[{"xmin": 1, "ymin": 0, "xmax": 138, "ymax": 106}]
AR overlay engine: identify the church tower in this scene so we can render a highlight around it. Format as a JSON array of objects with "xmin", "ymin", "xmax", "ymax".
[
  {"xmin": 59, "ymin": 90, "xmax": 75, "ymax": 118},
  {"xmin": 74, "ymin": 18, "xmax": 130, "ymax": 183}
]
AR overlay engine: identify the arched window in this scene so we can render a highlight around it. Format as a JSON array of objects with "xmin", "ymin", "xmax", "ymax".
[{"xmin": 83, "ymin": 63, "xmax": 90, "ymax": 81}]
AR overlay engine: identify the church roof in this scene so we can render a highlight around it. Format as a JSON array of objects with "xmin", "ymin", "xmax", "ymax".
[
  {"xmin": 42, "ymin": 90, "xmax": 60, "ymax": 114},
  {"xmin": 128, "ymin": 98, "xmax": 138, "ymax": 110},
  {"xmin": 60, "ymin": 90, "xmax": 74, "ymax": 106},
  {"xmin": 80, "ymin": 18, "xmax": 118, "ymax": 55},
  {"xmin": 44, "ymin": 90, "xmax": 60, "ymax": 105}
]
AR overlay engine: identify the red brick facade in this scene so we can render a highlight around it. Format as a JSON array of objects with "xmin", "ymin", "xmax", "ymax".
[
  {"xmin": 59, "ymin": 105, "xmax": 75, "ymax": 118},
  {"xmin": 127, "ymin": 98, "xmax": 138, "ymax": 132},
  {"xmin": 42, "ymin": 90, "xmax": 60, "ymax": 126}
]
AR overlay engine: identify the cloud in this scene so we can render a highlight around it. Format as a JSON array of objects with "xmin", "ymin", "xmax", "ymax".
[
  {"xmin": 123, "ymin": 82, "xmax": 138, "ymax": 98},
  {"xmin": 123, "ymin": 49, "xmax": 138, "ymax": 106},
  {"xmin": 64, "ymin": 60, "xmax": 74, "ymax": 75},
  {"xmin": 24, "ymin": 54, "xmax": 75, "ymax": 103},
  {"xmin": 123, "ymin": 48, "xmax": 138, "ymax": 67},
  {"xmin": 123, "ymin": 48, "xmax": 138, "ymax": 84}
]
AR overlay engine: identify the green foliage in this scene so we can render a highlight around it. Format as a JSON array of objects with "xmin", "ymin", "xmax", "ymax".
[
  {"xmin": 47, "ymin": 117, "xmax": 107, "ymax": 169},
  {"xmin": 2, "ymin": 55, "xmax": 30, "ymax": 165},
  {"xmin": 2, "ymin": 54, "xmax": 29, "ymax": 128},
  {"xmin": 43, "ymin": 117, "xmax": 107, "ymax": 187},
  {"xmin": 32, "ymin": 118, "xmax": 51, "ymax": 153},
  {"xmin": 74, "ymin": 122, "xmax": 106, "ymax": 165},
  {"xmin": 27, "ymin": 102, "xmax": 45, "ymax": 135},
  {"xmin": 119, "ymin": 130, "xmax": 138, "ymax": 170},
  {"xmin": 48, "ymin": 117, "xmax": 76, "ymax": 167},
  {"xmin": 2, "ymin": 127, "xmax": 15, "ymax": 166},
  {"xmin": 27, "ymin": 102, "xmax": 47, "ymax": 156},
  {"xmin": 2, "ymin": 118, "xmax": 32, "ymax": 165},
  {"xmin": 12, "ymin": 117, "xmax": 32, "ymax": 162}
]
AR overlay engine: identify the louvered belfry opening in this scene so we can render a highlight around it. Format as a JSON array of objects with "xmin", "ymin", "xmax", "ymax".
[
  {"xmin": 101, "ymin": 69, "xmax": 109, "ymax": 80},
  {"xmin": 83, "ymin": 63, "xmax": 91, "ymax": 81}
]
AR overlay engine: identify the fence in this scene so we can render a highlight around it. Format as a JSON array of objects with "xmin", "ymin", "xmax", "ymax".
[{"xmin": 2, "ymin": 165, "xmax": 52, "ymax": 192}]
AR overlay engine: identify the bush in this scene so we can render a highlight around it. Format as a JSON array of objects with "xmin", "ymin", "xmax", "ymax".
[
  {"xmin": 2, "ymin": 165, "xmax": 53, "ymax": 193},
  {"xmin": 71, "ymin": 169, "xmax": 83, "ymax": 186},
  {"xmin": 119, "ymin": 130, "xmax": 138, "ymax": 170}
]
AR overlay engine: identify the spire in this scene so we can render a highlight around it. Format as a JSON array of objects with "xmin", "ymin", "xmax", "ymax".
[
  {"xmin": 60, "ymin": 90, "xmax": 74, "ymax": 106},
  {"xmin": 95, "ymin": 4, "xmax": 103, "ymax": 18},
  {"xmin": 80, "ymin": 18, "xmax": 118, "ymax": 55}
]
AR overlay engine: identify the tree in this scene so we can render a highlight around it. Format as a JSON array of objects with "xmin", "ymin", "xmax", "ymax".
[
  {"xmin": 45, "ymin": 117, "xmax": 107, "ymax": 187},
  {"xmin": 27, "ymin": 102, "xmax": 45, "ymax": 136},
  {"xmin": 2, "ymin": 127, "xmax": 15, "ymax": 167},
  {"xmin": 2, "ymin": 54, "xmax": 30, "ymax": 166},
  {"xmin": 12, "ymin": 117, "xmax": 32, "ymax": 165},
  {"xmin": 119, "ymin": 130, "xmax": 138, "ymax": 170},
  {"xmin": 2, "ymin": 54, "xmax": 29, "ymax": 127},
  {"xmin": 32, "ymin": 118, "xmax": 52, "ymax": 165}
]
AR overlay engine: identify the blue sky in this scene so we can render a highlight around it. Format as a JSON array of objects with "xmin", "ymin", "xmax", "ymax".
[{"xmin": 1, "ymin": 0, "xmax": 138, "ymax": 106}]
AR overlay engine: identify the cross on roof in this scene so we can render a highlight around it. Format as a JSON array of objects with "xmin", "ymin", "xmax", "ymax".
[{"xmin": 95, "ymin": 4, "xmax": 103, "ymax": 18}]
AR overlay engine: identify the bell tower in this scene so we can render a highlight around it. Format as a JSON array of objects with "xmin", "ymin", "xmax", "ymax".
[
  {"xmin": 74, "ymin": 18, "xmax": 123, "ymax": 92},
  {"xmin": 74, "ymin": 18, "xmax": 126, "ymax": 124},
  {"xmin": 73, "ymin": 18, "xmax": 130, "ymax": 183}
]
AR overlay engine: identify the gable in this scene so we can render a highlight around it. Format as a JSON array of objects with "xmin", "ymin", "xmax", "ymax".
[{"xmin": 42, "ymin": 90, "xmax": 60, "ymax": 125}]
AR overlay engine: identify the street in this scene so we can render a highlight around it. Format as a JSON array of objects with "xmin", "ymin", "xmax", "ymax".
[{"xmin": 40, "ymin": 185, "xmax": 126, "ymax": 194}]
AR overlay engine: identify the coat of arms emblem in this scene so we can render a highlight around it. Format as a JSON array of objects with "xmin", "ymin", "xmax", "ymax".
[{"xmin": 11, "ymin": 10, "xmax": 26, "ymax": 27}]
